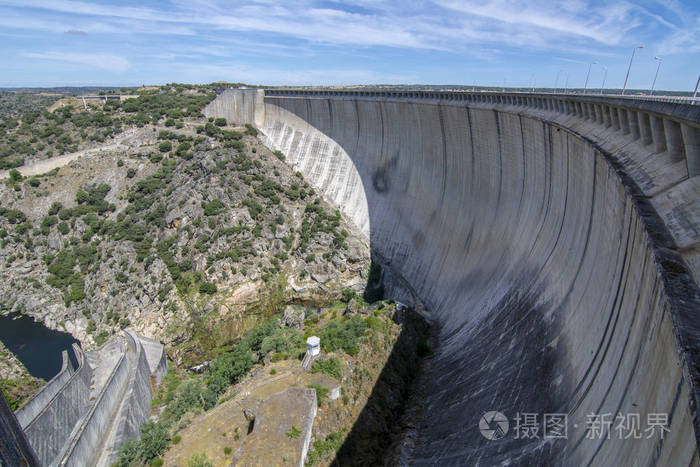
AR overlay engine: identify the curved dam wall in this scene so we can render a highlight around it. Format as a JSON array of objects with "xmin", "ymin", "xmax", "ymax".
[
  {"xmin": 16, "ymin": 348, "xmax": 75, "ymax": 428},
  {"xmin": 22, "ymin": 344, "xmax": 91, "ymax": 466},
  {"xmin": 205, "ymin": 89, "xmax": 700, "ymax": 465}
]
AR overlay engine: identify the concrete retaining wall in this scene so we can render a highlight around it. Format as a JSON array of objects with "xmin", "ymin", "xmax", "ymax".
[
  {"xmin": 103, "ymin": 330, "xmax": 155, "ymax": 466},
  {"xmin": 57, "ymin": 337, "xmax": 130, "ymax": 467},
  {"xmin": 16, "ymin": 347, "xmax": 74, "ymax": 428},
  {"xmin": 204, "ymin": 89, "xmax": 265, "ymax": 128},
  {"xmin": 136, "ymin": 333, "xmax": 167, "ymax": 386},
  {"xmin": 23, "ymin": 345, "xmax": 90, "ymax": 467},
  {"xmin": 206, "ymin": 89, "xmax": 700, "ymax": 465}
]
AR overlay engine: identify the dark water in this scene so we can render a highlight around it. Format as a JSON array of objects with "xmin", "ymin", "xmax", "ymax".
[{"xmin": 0, "ymin": 313, "xmax": 79, "ymax": 380}]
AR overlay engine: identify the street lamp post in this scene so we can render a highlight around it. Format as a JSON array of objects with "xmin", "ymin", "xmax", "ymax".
[
  {"xmin": 650, "ymin": 56, "xmax": 662, "ymax": 96},
  {"xmin": 693, "ymin": 75, "xmax": 700, "ymax": 105},
  {"xmin": 622, "ymin": 45, "xmax": 644, "ymax": 95},
  {"xmin": 584, "ymin": 61, "xmax": 597, "ymax": 92},
  {"xmin": 600, "ymin": 66, "xmax": 608, "ymax": 95},
  {"xmin": 554, "ymin": 70, "xmax": 563, "ymax": 93}
]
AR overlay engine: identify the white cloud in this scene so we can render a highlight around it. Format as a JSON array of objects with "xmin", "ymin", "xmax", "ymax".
[
  {"xmin": 167, "ymin": 61, "xmax": 415, "ymax": 86},
  {"xmin": 23, "ymin": 51, "xmax": 131, "ymax": 72},
  {"xmin": 0, "ymin": 0, "xmax": 697, "ymax": 57}
]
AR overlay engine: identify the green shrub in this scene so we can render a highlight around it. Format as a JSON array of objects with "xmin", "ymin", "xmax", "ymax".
[
  {"xmin": 114, "ymin": 439, "xmax": 141, "ymax": 467},
  {"xmin": 320, "ymin": 315, "xmax": 367, "ymax": 356},
  {"xmin": 172, "ymin": 434, "xmax": 181, "ymax": 444},
  {"xmin": 158, "ymin": 141, "xmax": 172, "ymax": 153},
  {"xmin": 341, "ymin": 288, "xmax": 356, "ymax": 303},
  {"xmin": 140, "ymin": 421, "xmax": 169, "ymax": 461},
  {"xmin": 260, "ymin": 327, "xmax": 303, "ymax": 355},
  {"xmin": 40, "ymin": 215, "xmax": 58, "ymax": 234},
  {"xmin": 9, "ymin": 169, "xmax": 21, "ymax": 182},
  {"xmin": 244, "ymin": 123, "xmax": 258, "ymax": 136},
  {"xmin": 311, "ymin": 357, "xmax": 342, "ymax": 379},
  {"xmin": 28, "ymin": 177, "xmax": 40, "ymax": 187},
  {"xmin": 242, "ymin": 198, "xmax": 263, "ymax": 219},
  {"xmin": 223, "ymin": 446, "xmax": 232, "ymax": 455},
  {"xmin": 115, "ymin": 420, "xmax": 170, "ymax": 466},
  {"xmin": 307, "ymin": 383, "xmax": 330, "ymax": 405},
  {"xmin": 187, "ymin": 453, "xmax": 213, "ymax": 467},
  {"xmin": 158, "ymin": 283, "xmax": 173, "ymax": 302},
  {"xmin": 214, "ymin": 117, "xmax": 227, "ymax": 127},
  {"xmin": 0, "ymin": 208, "xmax": 27, "ymax": 224},
  {"xmin": 48, "ymin": 201, "xmax": 62, "ymax": 215},
  {"xmin": 75, "ymin": 190, "xmax": 88, "ymax": 204},
  {"xmin": 126, "ymin": 167, "xmax": 137, "ymax": 178},
  {"xmin": 305, "ymin": 430, "xmax": 345, "ymax": 466},
  {"xmin": 152, "ymin": 459, "xmax": 164, "ymax": 467},
  {"xmin": 286, "ymin": 425, "xmax": 301, "ymax": 439},
  {"xmin": 176, "ymin": 141, "xmax": 191, "ymax": 157},
  {"xmin": 203, "ymin": 198, "xmax": 224, "ymax": 216},
  {"xmin": 199, "ymin": 281, "xmax": 217, "ymax": 295}
]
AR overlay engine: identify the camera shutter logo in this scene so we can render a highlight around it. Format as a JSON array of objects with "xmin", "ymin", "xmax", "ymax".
[{"xmin": 479, "ymin": 411, "xmax": 509, "ymax": 440}]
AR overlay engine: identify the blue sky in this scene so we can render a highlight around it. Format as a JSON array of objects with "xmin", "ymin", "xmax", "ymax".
[{"xmin": 0, "ymin": 0, "xmax": 698, "ymax": 90}]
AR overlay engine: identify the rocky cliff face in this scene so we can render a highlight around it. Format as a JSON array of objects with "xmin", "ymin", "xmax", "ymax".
[{"xmin": 0, "ymin": 121, "xmax": 370, "ymax": 363}]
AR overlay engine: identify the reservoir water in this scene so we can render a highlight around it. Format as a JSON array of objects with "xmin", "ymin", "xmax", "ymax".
[{"xmin": 0, "ymin": 313, "xmax": 79, "ymax": 380}]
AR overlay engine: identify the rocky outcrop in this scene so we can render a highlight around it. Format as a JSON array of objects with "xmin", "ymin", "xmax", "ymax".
[{"xmin": 0, "ymin": 127, "xmax": 370, "ymax": 362}]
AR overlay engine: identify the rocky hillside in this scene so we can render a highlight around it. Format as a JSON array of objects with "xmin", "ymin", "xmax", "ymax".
[
  {"xmin": 0, "ymin": 87, "xmax": 370, "ymax": 366},
  {"xmin": 0, "ymin": 84, "xmax": 216, "ymax": 170},
  {"xmin": 0, "ymin": 341, "xmax": 44, "ymax": 410}
]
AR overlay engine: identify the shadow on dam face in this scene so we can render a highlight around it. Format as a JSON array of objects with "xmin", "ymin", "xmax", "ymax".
[{"xmin": 204, "ymin": 90, "xmax": 700, "ymax": 465}]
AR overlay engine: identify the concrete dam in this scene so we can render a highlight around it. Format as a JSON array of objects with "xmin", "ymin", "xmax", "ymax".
[{"xmin": 204, "ymin": 89, "xmax": 700, "ymax": 465}]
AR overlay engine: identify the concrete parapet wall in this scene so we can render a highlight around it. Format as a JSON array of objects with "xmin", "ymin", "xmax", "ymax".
[
  {"xmin": 16, "ymin": 348, "xmax": 74, "ymax": 428},
  {"xmin": 57, "ymin": 337, "xmax": 130, "ymax": 467},
  {"xmin": 206, "ymin": 89, "xmax": 700, "ymax": 464},
  {"xmin": 23, "ymin": 345, "xmax": 90, "ymax": 467}
]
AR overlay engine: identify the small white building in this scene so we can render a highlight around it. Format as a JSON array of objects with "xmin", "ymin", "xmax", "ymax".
[{"xmin": 306, "ymin": 336, "xmax": 320, "ymax": 356}]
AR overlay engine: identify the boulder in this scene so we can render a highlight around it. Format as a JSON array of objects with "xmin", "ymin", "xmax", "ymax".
[
  {"xmin": 281, "ymin": 305, "xmax": 305, "ymax": 329},
  {"xmin": 345, "ymin": 297, "xmax": 365, "ymax": 315}
]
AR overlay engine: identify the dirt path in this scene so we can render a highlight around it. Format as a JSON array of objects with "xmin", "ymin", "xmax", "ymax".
[{"xmin": 0, "ymin": 128, "xmax": 144, "ymax": 180}]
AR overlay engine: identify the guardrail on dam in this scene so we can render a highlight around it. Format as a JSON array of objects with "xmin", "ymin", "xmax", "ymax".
[{"xmin": 205, "ymin": 88, "xmax": 700, "ymax": 465}]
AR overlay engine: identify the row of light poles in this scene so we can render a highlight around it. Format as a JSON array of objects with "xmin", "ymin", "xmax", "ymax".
[
  {"xmin": 513, "ymin": 48, "xmax": 695, "ymax": 100},
  {"xmin": 583, "ymin": 45, "xmax": 663, "ymax": 96},
  {"xmin": 622, "ymin": 46, "xmax": 661, "ymax": 96}
]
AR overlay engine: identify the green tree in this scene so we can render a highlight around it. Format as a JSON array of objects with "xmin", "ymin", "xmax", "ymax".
[
  {"xmin": 139, "ymin": 421, "xmax": 170, "ymax": 462},
  {"xmin": 158, "ymin": 141, "xmax": 172, "ymax": 153}
]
